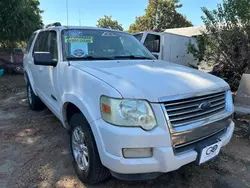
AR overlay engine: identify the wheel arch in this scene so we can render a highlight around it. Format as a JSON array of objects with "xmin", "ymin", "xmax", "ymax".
[
  {"xmin": 62, "ymin": 102, "xmax": 84, "ymax": 129},
  {"xmin": 62, "ymin": 97, "xmax": 105, "ymax": 161},
  {"xmin": 61, "ymin": 93, "xmax": 99, "ymax": 130},
  {"xmin": 24, "ymin": 69, "xmax": 37, "ymax": 95}
]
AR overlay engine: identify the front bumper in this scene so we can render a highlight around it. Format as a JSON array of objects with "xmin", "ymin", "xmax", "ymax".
[{"xmin": 91, "ymin": 117, "xmax": 234, "ymax": 175}]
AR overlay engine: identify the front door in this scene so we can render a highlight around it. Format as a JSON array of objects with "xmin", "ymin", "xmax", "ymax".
[{"xmin": 38, "ymin": 30, "xmax": 60, "ymax": 114}]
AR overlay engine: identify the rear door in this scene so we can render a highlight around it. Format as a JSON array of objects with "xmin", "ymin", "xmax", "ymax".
[
  {"xmin": 31, "ymin": 31, "xmax": 49, "ymax": 93},
  {"xmin": 24, "ymin": 32, "xmax": 37, "ymax": 88}
]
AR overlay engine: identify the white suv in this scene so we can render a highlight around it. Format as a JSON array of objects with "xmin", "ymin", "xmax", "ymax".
[{"xmin": 24, "ymin": 23, "xmax": 235, "ymax": 184}]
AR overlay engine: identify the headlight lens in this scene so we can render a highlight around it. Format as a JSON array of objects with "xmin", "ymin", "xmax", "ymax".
[
  {"xmin": 100, "ymin": 96, "xmax": 157, "ymax": 130},
  {"xmin": 226, "ymin": 90, "xmax": 234, "ymax": 112}
]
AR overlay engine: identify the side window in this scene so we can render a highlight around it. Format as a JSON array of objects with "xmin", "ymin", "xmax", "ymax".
[
  {"xmin": 33, "ymin": 31, "xmax": 58, "ymax": 60},
  {"xmin": 33, "ymin": 31, "xmax": 48, "ymax": 53},
  {"xmin": 144, "ymin": 34, "xmax": 160, "ymax": 53},
  {"xmin": 48, "ymin": 31, "xmax": 58, "ymax": 61},
  {"xmin": 133, "ymin": 33, "xmax": 143, "ymax": 41},
  {"xmin": 27, "ymin": 33, "xmax": 36, "ymax": 53}
]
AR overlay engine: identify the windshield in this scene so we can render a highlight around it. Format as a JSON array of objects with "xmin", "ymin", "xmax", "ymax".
[{"xmin": 62, "ymin": 29, "xmax": 155, "ymax": 60}]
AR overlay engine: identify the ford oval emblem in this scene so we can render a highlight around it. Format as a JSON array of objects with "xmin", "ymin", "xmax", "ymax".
[{"xmin": 199, "ymin": 101, "xmax": 212, "ymax": 110}]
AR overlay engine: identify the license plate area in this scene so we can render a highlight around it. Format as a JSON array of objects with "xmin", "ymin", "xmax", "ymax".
[{"xmin": 195, "ymin": 139, "xmax": 222, "ymax": 165}]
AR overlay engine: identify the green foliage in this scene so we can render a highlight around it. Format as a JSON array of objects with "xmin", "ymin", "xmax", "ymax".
[
  {"xmin": 129, "ymin": 0, "xmax": 192, "ymax": 33},
  {"xmin": 129, "ymin": 16, "xmax": 149, "ymax": 33},
  {"xmin": 97, "ymin": 15, "xmax": 124, "ymax": 31},
  {"xmin": 0, "ymin": 0, "xmax": 43, "ymax": 48},
  {"xmin": 187, "ymin": 35, "xmax": 208, "ymax": 62},
  {"xmin": 187, "ymin": 0, "xmax": 250, "ymax": 90}
]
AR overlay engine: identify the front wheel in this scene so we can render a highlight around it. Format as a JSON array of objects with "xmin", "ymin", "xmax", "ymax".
[{"xmin": 69, "ymin": 114, "xmax": 110, "ymax": 184}]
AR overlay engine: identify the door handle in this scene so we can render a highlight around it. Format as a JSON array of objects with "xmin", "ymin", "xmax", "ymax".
[{"xmin": 39, "ymin": 67, "xmax": 43, "ymax": 72}]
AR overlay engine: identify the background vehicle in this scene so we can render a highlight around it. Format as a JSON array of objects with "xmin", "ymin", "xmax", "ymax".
[
  {"xmin": 133, "ymin": 26, "xmax": 205, "ymax": 68},
  {"xmin": 24, "ymin": 23, "xmax": 234, "ymax": 184},
  {"xmin": 0, "ymin": 47, "xmax": 24, "ymax": 74}
]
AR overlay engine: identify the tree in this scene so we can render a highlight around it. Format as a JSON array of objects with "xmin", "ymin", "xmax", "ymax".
[
  {"xmin": 128, "ymin": 0, "xmax": 192, "ymax": 33},
  {"xmin": 129, "ymin": 16, "xmax": 149, "ymax": 33},
  {"xmin": 187, "ymin": 0, "xmax": 250, "ymax": 90},
  {"xmin": 0, "ymin": 0, "xmax": 43, "ymax": 48},
  {"xmin": 97, "ymin": 15, "xmax": 124, "ymax": 31}
]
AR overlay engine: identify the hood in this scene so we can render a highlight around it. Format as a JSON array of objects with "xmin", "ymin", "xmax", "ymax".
[{"xmin": 71, "ymin": 60, "xmax": 229, "ymax": 102}]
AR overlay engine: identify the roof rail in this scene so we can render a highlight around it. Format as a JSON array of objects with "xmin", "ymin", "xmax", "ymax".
[{"xmin": 44, "ymin": 22, "xmax": 62, "ymax": 28}]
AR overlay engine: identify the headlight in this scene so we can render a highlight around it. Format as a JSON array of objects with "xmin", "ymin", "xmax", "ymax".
[
  {"xmin": 100, "ymin": 96, "xmax": 157, "ymax": 130},
  {"xmin": 225, "ymin": 90, "xmax": 234, "ymax": 112}
]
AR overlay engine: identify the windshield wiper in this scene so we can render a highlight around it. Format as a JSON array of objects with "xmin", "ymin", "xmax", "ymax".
[
  {"xmin": 66, "ymin": 56, "xmax": 115, "ymax": 61},
  {"xmin": 113, "ymin": 55, "xmax": 154, "ymax": 60}
]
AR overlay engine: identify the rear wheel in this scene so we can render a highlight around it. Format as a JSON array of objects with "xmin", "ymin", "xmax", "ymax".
[
  {"xmin": 27, "ymin": 82, "xmax": 44, "ymax": 110},
  {"xmin": 69, "ymin": 114, "xmax": 110, "ymax": 184}
]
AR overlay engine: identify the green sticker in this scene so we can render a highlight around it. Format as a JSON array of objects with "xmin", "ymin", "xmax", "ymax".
[{"xmin": 65, "ymin": 36, "xmax": 93, "ymax": 43}]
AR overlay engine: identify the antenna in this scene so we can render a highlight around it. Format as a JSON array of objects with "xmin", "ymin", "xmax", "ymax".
[
  {"xmin": 79, "ymin": 8, "xmax": 81, "ymax": 26},
  {"xmin": 66, "ymin": 0, "xmax": 69, "ymax": 26}
]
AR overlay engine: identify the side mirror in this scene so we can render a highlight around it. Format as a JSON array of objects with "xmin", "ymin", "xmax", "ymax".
[{"xmin": 34, "ymin": 52, "xmax": 57, "ymax": 66}]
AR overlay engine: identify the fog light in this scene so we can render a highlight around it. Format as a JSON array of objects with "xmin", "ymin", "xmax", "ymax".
[{"xmin": 122, "ymin": 148, "xmax": 153, "ymax": 158}]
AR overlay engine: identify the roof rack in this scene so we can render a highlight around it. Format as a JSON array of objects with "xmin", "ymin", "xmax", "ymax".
[{"xmin": 44, "ymin": 22, "xmax": 62, "ymax": 28}]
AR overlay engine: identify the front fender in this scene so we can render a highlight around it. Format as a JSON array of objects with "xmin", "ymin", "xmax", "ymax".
[
  {"xmin": 61, "ymin": 92, "xmax": 99, "ymax": 129},
  {"xmin": 61, "ymin": 93, "xmax": 113, "ymax": 162}
]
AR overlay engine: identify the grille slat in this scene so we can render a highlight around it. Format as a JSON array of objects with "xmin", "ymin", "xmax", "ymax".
[
  {"xmin": 168, "ymin": 100, "xmax": 225, "ymax": 117},
  {"xmin": 168, "ymin": 107, "xmax": 201, "ymax": 117},
  {"xmin": 164, "ymin": 92, "xmax": 225, "ymax": 107},
  {"xmin": 165, "ymin": 96, "xmax": 224, "ymax": 112},
  {"xmin": 211, "ymin": 100, "xmax": 225, "ymax": 107},
  {"xmin": 171, "ymin": 108, "xmax": 225, "ymax": 127},
  {"xmin": 170, "ymin": 105, "xmax": 225, "ymax": 122},
  {"xmin": 163, "ymin": 91, "xmax": 226, "ymax": 128},
  {"xmin": 209, "ymin": 96, "xmax": 225, "ymax": 104},
  {"xmin": 165, "ymin": 103, "xmax": 199, "ymax": 112}
]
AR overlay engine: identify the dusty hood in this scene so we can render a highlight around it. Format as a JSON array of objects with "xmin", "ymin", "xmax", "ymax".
[{"xmin": 71, "ymin": 60, "xmax": 229, "ymax": 102}]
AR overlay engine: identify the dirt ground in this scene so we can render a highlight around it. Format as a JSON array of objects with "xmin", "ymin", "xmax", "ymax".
[{"xmin": 0, "ymin": 75, "xmax": 249, "ymax": 188}]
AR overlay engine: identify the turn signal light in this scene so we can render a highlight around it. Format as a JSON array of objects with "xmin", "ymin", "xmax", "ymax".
[{"xmin": 101, "ymin": 103, "xmax": 111, "ymax": 114}]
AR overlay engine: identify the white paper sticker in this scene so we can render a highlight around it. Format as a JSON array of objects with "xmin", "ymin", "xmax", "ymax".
[{"xmin": 70, "ymin": 42, "xmax": 88, "ymax": 57}]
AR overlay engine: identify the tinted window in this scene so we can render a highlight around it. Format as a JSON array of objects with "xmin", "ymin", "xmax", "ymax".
[
  {"xmin": 27, "ymin": 33, "xmax": 36, "ymax": 53},
  {"xmin": 134, "ymin": 33, "xmax": 143, "ymax": 41},
  {"xmin": 48, "ymin": 31, "xmax": 58, "ymax": 60},
  {"xmin": 33, "ymin": 31, "xmax": 48, "ymax": 53},
  {"xmin": 144, "ymin": 34, "xmax": 160, "ymax": 53}
]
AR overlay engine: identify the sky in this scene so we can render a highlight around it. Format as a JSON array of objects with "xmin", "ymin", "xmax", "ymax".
[{"xmin": 39, "ymin": 0, "xmax": 222, "ymax": 30}]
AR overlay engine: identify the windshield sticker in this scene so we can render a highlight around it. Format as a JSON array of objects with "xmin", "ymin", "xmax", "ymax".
[
  {"xmin": 65, "ymin": 36, "xmax": 93, "ymax": 43},
  {"xmin": 102, "ymin": 32, "xmax": 116, "ymax": 37},
  {"xmin": 70, "ymin": 42, "xmax": 88, "ymax": 57},
  {"xmin": 73, "ymin": 49, "xmax": 85, "ymax": 57}
]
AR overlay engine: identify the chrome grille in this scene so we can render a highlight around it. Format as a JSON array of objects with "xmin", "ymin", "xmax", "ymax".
[{"xmin": 163, "ymin": 91, "xmax": 226, "ymax": 127}]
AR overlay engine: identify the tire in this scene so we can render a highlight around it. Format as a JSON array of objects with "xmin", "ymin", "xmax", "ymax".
[
  {"xmin": 27, "ymin": 82, "xmax": 44, "ymax": 111},
  {"xmin": 69, "ymin": 114, "xmax": 110, "ymax": 184}
]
